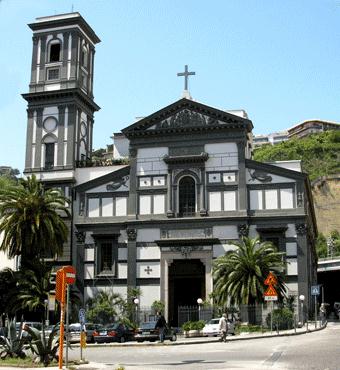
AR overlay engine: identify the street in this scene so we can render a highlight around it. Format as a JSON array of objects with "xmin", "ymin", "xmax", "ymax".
[{"xmin": 68, "ymin": 322, "xmax": 340, "ymax": 370}]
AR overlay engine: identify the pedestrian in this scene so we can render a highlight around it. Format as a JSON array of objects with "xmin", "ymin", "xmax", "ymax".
[
  {"xmin": 320, "ymin": 303, "xmax": 326, "ymax": 325},
  {"xmin": 155, "ymin": 311, "xmax": 166, "ymax": 342},
  {"xmin": 218, "ymin": 313, "xmax": 228, "ymax": 342}
]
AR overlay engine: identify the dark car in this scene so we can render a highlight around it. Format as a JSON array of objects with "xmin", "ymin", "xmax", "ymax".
[
  {"xmin": 85, "ymin": 323, "xmax": 103, "ymax": 343},
  {"xmin": 134, "ymin": 321, "xmax": 177, "ymax": 342},
  {"xmin": 93, "ymin": 323, "xmax": 135, "ymax": 343}
]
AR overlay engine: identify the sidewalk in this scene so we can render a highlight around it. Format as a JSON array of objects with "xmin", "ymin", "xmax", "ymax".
[{"xmin": 0, "ymin": 322, "xmax": 327, "ymax": 370}]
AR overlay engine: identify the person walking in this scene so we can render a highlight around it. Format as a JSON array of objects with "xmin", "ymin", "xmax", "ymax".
[
  {"xmin": 218, "ymin": 313, "xmax": 228, "ymax": 342},
  {"xmin": 155, "ymin": 311, "xmax": 166, "ymax": 342},
  {"xmin": 320, "ymin": 303, "xmax": 327, "ymax": 325}
]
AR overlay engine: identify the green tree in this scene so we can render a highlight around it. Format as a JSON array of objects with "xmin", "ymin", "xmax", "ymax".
[
  {"xmin": 86, "ymin": 291, "xmax": 125, "ymax": 324},
  {"xmin": 315, "ymin": 233, "xmax": 327, "ymax": 258},
  {"xmin": 213, "ymin": 237, "xmax": 286, "ymax": 307},
  {"xmin": 0, "ymin": 175, "xmax": 70, "ymax": 261}
]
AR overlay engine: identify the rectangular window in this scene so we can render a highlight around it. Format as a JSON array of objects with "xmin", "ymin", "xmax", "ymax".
[
  {"xmin": 153, "ymin": 194, "xmax": 165, "ymax": 214},
  {"xmin": 102, "ymin": 198, "xmax": 113, "ymax": 217},
  {"xmin": 250, "ymin": 190, "xmax": 263, "ymax": 210},
  {"xmin": 45, "ymin": 143, "xmax": 54, "ymax": 170},
  {"xmin": 280, "ymin": 188, "xmax": 294, "ymax": 209},
  {"xmin": 223, "ymin": 191, "xmax": 236, "ymax": 211},
  {"xmin": 209, "ymin": 192, "xmax": 222, "ymax": 212},
  {"xmin": 115, "ymin": 197, "xmax": 127, "ymax": 216},
  {"xmin": 140, "ymin": 195, "xmax": 152, "ymax": 215},
  {"xmin": 97, "ymin": 241, "xmax": 117, "ymax": 276},
  {"xmin": 88, "ymin": 198, "xmax": 100, "ymax": 217},
  {"xmin": 47, "ymin": 68, "xmax": 60, "ymax": 80},
  {"xmin": 265, "ymin": 190, "xmax": 278, "ymax": 209}
]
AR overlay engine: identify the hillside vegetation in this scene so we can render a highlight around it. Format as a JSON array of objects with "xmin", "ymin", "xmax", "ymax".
[{"xmin": 253, "ymin": 131, "xmax": 340, "ymax": 181}]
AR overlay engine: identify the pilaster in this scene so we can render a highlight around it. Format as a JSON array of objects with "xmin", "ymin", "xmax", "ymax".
[{"xmin": 127, "ymin": 228, "xmax": 137, "ymax": 288}]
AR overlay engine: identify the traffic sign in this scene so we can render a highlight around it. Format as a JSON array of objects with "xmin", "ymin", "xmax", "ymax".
[
  {"xmin": 264, "ymin": 272, "xmax": 278, "ymax": 286},
  {"xmin": 64, "ymin": 265, "xmax": 76, "ymax": 285},
  {"xmin": 264, "ymin": 285, "xmax": 278, "ymax": 297},
  {"xmin": 79, "ymin": 308, "xmax": 86, "ymax": 325},
  {"xmin": 311, "ymin": 285, "xmax": 320, "ymax": 296}
]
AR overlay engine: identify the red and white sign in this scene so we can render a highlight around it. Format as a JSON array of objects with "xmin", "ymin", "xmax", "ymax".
[{"xmin": 63, "ymin": 265, "xmax": 76, "ymax": 285}]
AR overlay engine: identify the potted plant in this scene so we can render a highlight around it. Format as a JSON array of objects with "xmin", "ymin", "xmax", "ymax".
[{"xmin": 181, "ymin": 321, "xmax": 192, "ymax": 338}]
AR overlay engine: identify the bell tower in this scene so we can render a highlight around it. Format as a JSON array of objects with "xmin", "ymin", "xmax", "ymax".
[{"xmin": 23, "ymin": 12, "xmax": 100, "ymax": 178}]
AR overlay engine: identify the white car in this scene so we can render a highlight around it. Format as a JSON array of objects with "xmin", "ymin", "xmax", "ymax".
[{"xmin": 202, "ymin": 318, "xmax": 235, "ymax": 337}]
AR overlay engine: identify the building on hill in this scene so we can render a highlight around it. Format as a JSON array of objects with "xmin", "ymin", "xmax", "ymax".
[
  {"xmin": 252, "ymin": 131, "xmax": 289, "ymax": 147},
  {"xmin": 22, "ymin": 12, "xmax": 317, "ymax": 324},
  {"xmin": 288, "ymin": 120, "xmax": 340, "ymax": 139}
]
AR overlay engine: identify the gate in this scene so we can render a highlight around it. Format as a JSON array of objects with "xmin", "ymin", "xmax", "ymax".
[{"xmin": 177, "ymin": 305, "xmax": 213, "ymax": 327}]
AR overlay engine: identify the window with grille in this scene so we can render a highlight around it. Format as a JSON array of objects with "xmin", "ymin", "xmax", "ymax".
[
  {"xmin": 178, "ymin": 176, "xmax": 196, "ymax": 217},
  {"xmin": 100, "ymin": 243, "xmax": 113, "ymax": 273},
  {"xmin": 44, "ymin": 143, "xmax": 54, "ymax": 170},
  {"xmin": 47, "ymin": 68, "xmax": 59, "ymax": 80}
]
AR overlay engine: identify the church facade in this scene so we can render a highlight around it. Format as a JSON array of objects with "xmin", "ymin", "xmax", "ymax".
[{"xmin": 23, "ymin": 13, "xmax": 317, "ymax": 323}]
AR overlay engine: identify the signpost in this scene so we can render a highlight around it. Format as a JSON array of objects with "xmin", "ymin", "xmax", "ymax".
[
  {"xmin": 264, "ymin": 272, "xmax": 278, "ymax": 334},
  {"xmin": 311, "ymin": 285, "xmax": 320, "ymax": 328},
  {"xmin": 55, "ymin": 266, "xmax": 76, "ymax": 370},
  {"xmin": 79, "ymin": 308, "xmax": 86, "ymax": 361}
]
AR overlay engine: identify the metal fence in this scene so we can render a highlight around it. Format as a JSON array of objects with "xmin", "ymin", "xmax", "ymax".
[{"xmin": 177, "ymin": 306, "xmax": 214, "ymax": 327}]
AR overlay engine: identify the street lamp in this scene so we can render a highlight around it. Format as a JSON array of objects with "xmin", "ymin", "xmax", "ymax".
[
  {"xmin": 44, "ymin": 298, "xmax": 49, "ymax": 327},
  {"xmin": 133, "ymin": 298, "xmax": 139, "ymax": 325},
  {"xmin": 299, "ymin": 294, "xmax": 305, "ymax": 326},
  {"xmin": 197, "ymin": 298, "xmax": 203, "ymax": 321}
]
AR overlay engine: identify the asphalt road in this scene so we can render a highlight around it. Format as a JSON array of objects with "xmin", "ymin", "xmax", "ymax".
[{"xmin": 68, "ymin": 322, "xmax": 340, "ymax": 370}]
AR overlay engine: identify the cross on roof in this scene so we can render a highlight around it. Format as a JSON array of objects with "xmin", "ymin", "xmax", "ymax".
[
  {"xmin": 177, "ymin": 65, "xmax": 195, "ymax": 91},
  {"xmin": 144, "ymin": 266, "xmax": 153, "ymax": 275}
]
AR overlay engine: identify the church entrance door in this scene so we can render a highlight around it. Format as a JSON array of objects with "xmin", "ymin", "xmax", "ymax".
[{"xmin": 168, "ymin": 259, "xmax": 205, "ymax": 326}]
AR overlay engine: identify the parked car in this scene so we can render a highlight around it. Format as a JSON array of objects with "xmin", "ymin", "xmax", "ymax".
[
  {"xmin": 16, "ymin": 322, "xmax": 42, "ymax": 339},
  {"xmin": 43, "ymin": 323, "xmax": 83, "ymax": 343},
  {"xmin": 202, "ymin": 318, "xmax": 235, "ymax": 337},
  {"xmin": 93, "ymin": 323, "xmax": 135, "ymax": 343},
  {"xmin": 85, "ymin": 323, "xmax": 103, "ymax": 343},
  {"xmin": 134, "ymin": 321, "xmax": 177, "ymax": 342}
]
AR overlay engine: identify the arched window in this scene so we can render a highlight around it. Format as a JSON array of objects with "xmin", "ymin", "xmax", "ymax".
[{"xmin": 178, "ymin": 176, "xmax": 196, "ymax": 217}]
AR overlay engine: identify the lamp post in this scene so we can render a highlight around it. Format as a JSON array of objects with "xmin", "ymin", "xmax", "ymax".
[
  {"xmin": 197, "ymin": 298, "xmax": 203, "ymax": 321},
  {"xmin": 133, "ymin": 298, "xmax": 139, "ymax": 325},
  {"xmin": 299, "ymin": 294, "xmax": 305, "ymax": 327},
  {"xmin": 44, "ymin": 298, "xmax": 49, "ymax": 326}
]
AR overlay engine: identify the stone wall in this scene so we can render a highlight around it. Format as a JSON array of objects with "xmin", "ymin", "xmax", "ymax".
[{"xmin": 311, "ymin": 175, "xmax": 340, "ymax": 235}]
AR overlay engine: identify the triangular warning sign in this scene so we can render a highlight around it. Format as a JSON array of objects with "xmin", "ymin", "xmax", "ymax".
[
  {"xmin": 264, "ymin": 285, "xmax": 278, "ymax": 297},
  {"xmin": 264, "ymin": 272, "xmax": 278, "ymax": 286}
]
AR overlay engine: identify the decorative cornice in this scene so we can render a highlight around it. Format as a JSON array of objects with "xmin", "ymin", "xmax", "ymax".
[
  {"xmin": 163, "ymin": 152, "xmax": 208, "ymax": 165},
  {"xmin": 169, "ymin": 245, "xmax": 204, "ymax": 258},
  {"xmin": 156, "ymin": 238, "xmax": 219, "ymax": 247}
]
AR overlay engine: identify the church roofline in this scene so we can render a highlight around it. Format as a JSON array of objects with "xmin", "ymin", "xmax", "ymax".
[
  {"xmin": 122, "ymin": 98, "xmax": 253, "ymax": 137},
  {"xmin": 28, "ymin": 12, "xmax": 101, "ymax": 44}
]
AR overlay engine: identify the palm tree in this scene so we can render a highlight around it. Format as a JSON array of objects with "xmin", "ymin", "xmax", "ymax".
[
  {"xmin": 0, "ymin": 175, "xmax": 70, "ymax": 261},
  {"xmin": 213, "ymin": 237, "xmax": 286, "ymax": 308}
]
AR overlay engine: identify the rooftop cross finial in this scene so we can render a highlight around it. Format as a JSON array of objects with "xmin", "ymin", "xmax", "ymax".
[{"xmin": 177, "ymin": 65, "xmax": 195, "ymax": 93}]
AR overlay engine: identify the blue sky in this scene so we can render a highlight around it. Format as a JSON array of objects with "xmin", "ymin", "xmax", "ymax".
[{"xmin": 1, "ymin": 0, "xmax": 340, "ymax": 173}]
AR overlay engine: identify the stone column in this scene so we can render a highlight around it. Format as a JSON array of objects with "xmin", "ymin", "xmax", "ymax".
[
  {"xmin": 161, "ymin": 257, "xmax": 173, "ymax": 322},
  {"xmin": 237, "ymin": 141, "xmax": 247, "ymax": 210},
  {"xmin": 201, "ymin": 258, "xmax": 212, "ymax": 301},
  {"xmin": 296, "ymin": 223, "xmax": 309, "ymax": 308},
  {"xmin": 127, "ymin": 228, "xmax": 137, "ymax": 288},
  {"xmin": 128, "ymin": 147, "xmax": 137, "ymax": 220}
]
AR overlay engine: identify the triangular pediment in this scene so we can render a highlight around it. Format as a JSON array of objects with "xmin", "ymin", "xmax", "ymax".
[{"xmin": 122, "ymin": 98, "xmax": 253, "ymax": 137}]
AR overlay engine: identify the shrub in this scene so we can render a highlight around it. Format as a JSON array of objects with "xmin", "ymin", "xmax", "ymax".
[
  {"xmin": 0, "ymin": 320, "xmax": 27, "ymax": 360},
  {"xmin": 181, "ymin": 321, "xmax": 191, "ymax": 332},
  {"xmin": 181, "ymin": 320, "xmax": 205, "ymax": 331},
  {"xmin": 266, "ymin": 308, "xmax": 294, "ymax": 330}
]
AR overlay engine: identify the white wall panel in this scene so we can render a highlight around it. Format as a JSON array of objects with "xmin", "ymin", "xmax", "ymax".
[
  {"xmin": 139, "ymin": 285, "xmax": 161, "ymax": 307},
  {"xmin": 137, "ymin": 245, "xmax": 160, "ymax": 259},
  {"xmin": 118, "ymin": 247, "xmax": 127, "ymax": 260},
  {"xmin": 286, "ymin": 242, "xmax": 297, "ymax": 256},
  {"xmin": 137, "ymin": 229, "xmax": 161, "ymax": 242},
  {"xmin": 285, "ymin": 224, "xmax": 297, "ymax": 238},
  {"xmin": 137, "ymin": 147, "xmax": 168, "ymax": 175},
  {"xmin": 208, "ymin": 173, "xmax": 221, "ymax": 183},
  {"xmin": 84, "ymin": 265, "xmax": 94, "ymax": 279},
  {"xmin": 137, "ymin": 262, "xmax": 160, "ymax": 278},
  {"xmin": 84, "ymin": 248, "xmax": 94, "ymax": 261},
  {"xmin": 213, "ymin": 225, "xmax": 238, "ymax": 239},
  {"xmin": 286, "ymin": 258, "xmax": 298, "ymax": 275},
  {"xmin": 248, "ymin": 225, "xmax": 259, "ymax": 238},
  {"xmin": 118, "ymin": 263, "xmax": 127, "ymax": 279},
  {"xmin": 118, "ymin": 230, "xmax": 128, "ymax": 243}
]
